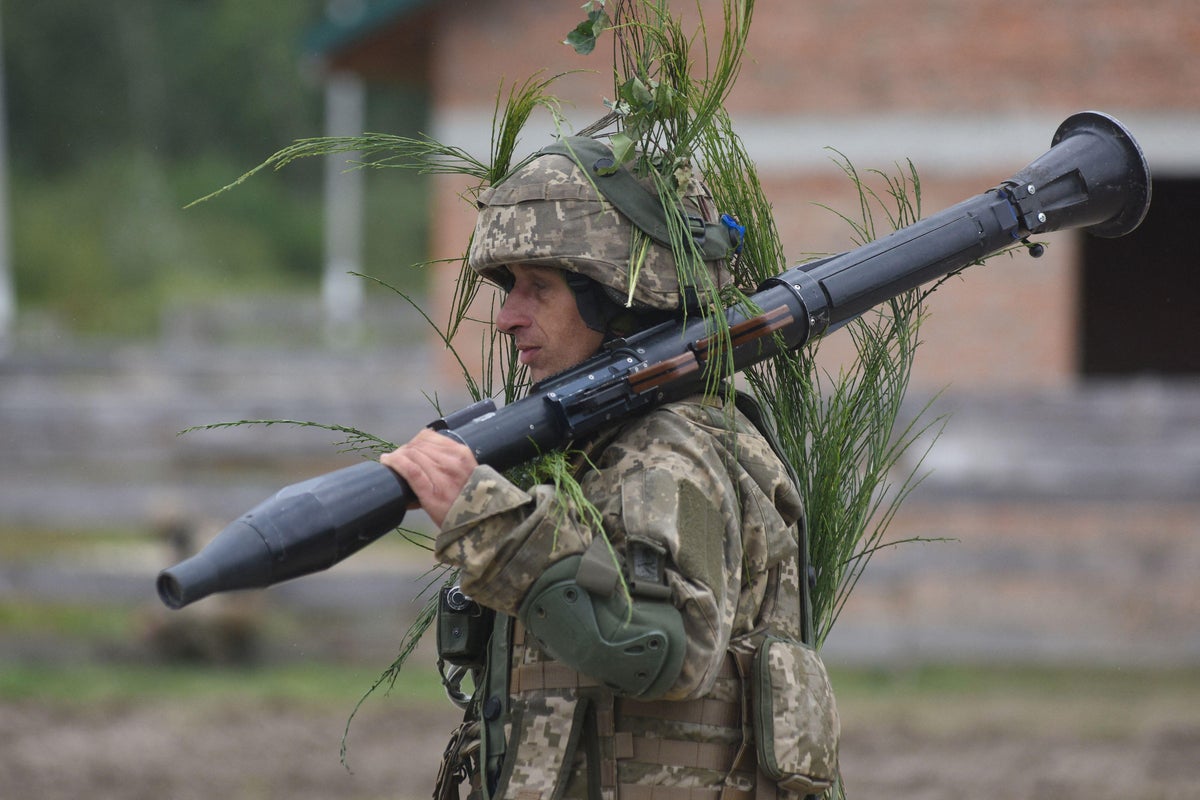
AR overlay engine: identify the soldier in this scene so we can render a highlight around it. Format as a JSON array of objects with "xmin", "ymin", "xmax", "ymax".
[{"xmin": 382, "ymin": 138, "xmax": 836, "ymax": 800}]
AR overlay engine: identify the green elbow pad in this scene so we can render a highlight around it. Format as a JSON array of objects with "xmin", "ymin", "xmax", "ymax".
[{"xmin": 518, "ymin": 555, "xmax": 686, "ymax": 698}]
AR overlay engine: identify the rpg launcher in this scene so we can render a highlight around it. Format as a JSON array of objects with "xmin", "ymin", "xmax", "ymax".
[{"xmin": 157, "ymin": 111, "xmax": 1151, "ymax": 610}]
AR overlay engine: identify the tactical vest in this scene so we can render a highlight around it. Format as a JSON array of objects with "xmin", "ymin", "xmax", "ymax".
[{"xmin": 433, "ymin": 394, "xmax": 824, "ymax": 800}]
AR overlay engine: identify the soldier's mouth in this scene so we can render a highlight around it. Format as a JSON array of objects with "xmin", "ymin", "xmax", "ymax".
[{"xmin": 517, "ymin": 346, "xmax": 541, "ymax": 366}]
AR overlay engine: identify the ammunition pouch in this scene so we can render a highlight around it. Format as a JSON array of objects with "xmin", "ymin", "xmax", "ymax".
[{"xmin": 751, "ymin": 634, "xmax": 840, "ymax": 795}]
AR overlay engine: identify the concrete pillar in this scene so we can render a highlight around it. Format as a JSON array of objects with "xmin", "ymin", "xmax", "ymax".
[
  {"xmin": 322, "ymin": 70, "xmax": 366, "ymax": 346},
  {"xmin": 0, "ymin": 8, "xmax": 15, "ymax": 356}
]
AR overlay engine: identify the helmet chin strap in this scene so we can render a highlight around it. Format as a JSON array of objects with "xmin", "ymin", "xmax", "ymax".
[
  {"xmin": 564, "ymin": 272, "xmax": 620, "ymax": 334},
  {"xmin": 565, "ymin": 272, "xmax": 671, "ymax": 341}
]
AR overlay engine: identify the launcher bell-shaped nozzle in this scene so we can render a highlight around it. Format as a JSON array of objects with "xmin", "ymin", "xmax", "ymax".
[
  {"xmin": 156, "ymin": 517, "xmax": 276, "ymax": 609},
  {"xmin": 1007, "ymin": 111, "xmax": 1151, "ymax": 239}
]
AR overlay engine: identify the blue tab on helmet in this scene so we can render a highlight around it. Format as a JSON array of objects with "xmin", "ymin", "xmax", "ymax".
[{"xmin": 721, "ymin": 213, "xmax": 746, "ymax": 254}]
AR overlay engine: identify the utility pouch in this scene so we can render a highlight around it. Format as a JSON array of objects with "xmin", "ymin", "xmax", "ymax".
[
  {"xmin": 751, "ymin": 635, "xmax": 840, "ymax": 795},
  {"xmin": 437, "ymin": 585, "xmax": 493, "ymax": 669}
]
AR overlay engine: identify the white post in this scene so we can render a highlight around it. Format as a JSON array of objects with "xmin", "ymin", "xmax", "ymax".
[
  {"xmin": 322, "ymin": 70, "xmax": 365, "ymax": 346},
  {"xmin": 0, "ymin": 8, "xmax": 15, "ymax": 356}
]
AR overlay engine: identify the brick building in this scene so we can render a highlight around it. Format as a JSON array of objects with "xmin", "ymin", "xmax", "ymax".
[{"xmin": 308, "ymin": 1, "xmax": 1200, "ymax": 664}]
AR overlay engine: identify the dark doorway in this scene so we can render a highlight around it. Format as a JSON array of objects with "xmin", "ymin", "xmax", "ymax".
[{"xmin": 1080, "ymin": 176, "xmax": 1200, "ymax": 376}]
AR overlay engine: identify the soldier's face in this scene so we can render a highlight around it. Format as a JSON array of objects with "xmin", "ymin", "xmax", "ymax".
[{"xmin": 497, "ymin": 264, "xmax": 605, "ymax": 383}]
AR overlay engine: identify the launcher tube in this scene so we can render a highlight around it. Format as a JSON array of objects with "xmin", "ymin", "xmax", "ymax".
[{"xmin": 157, "ymin": 111, "xmax": 1150, "ymax": 609}]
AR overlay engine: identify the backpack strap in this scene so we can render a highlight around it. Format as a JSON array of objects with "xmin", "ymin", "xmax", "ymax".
[{"xmin": 732, "ymin": 391, "xmax": 815, "ymax": 647}]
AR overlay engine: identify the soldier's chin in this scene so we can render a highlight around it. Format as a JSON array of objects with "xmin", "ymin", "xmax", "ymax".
[
  {"xmin": 529, "ymin": 360, "xmax": 580, "ymax": 389},
  {"xmin": 527, "ymin": 350, "xmax": 607, "ymax": 389}
]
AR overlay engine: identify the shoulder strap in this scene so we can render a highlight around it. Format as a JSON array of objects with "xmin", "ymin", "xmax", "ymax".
[
  {"xmin": 480, "ymin": 613, "xmax": 512, "ymax": 796},
  {"xmin": 733, "ymin": 391, "xmax": 816, "ymax": 647}
]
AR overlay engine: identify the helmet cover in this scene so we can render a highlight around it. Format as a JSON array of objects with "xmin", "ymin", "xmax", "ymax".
[{"xmin": 468, "ymin": 141, "xmax": 730, "ymax": 312}]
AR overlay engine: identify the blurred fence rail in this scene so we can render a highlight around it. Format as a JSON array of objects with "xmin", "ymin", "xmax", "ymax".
[
  {"xmin": 1, "ymin": 316, "xmax": 1199, "ymax": 665},
  {"xmin": 0, "ymin": 343, "xmax": 437, "ymax": 530}
]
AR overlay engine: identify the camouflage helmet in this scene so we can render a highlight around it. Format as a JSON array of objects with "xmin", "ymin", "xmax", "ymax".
[{"xmin": 468, "ymin": 137, "xmax": 737, "ymax": 314}]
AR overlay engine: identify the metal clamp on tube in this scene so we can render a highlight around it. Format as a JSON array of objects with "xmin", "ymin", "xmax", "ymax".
[
  {"xmin": 761, "ymin": 262, "xmax": 832, "ymax": 341},
  {"xmin": 1002, "ymin": 181, "xmax": 1049, "ymax": 235}
]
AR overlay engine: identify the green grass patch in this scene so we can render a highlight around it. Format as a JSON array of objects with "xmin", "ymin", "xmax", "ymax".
[
  {"xmin": 0, "ymin": 659, "xmax": 448, "ymax": 709},
  {"xmin": 828, "ymin": 663, "xmax": 1200, "ymax": 738},
  {"xmin": 0, "ymin": 525, "xmax": 150, "ymax": 560},
  {"xmin": 830, "ymin": 662, "xmax": 1200, "ymax": 698},
  {"xmin": 0, "ymin": 600, "xmax": 135, "ymax": 640},
  {"xmin": 4, "ymin": 656, "xmax": 1195, "ymax": 730}
]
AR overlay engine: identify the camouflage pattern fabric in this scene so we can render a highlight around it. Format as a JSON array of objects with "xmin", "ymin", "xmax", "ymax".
[
  {"xmin": 435, "ymin": 394, "xmax": 810, "ymax": 798},
  {"xmin": 497, "ymin": 691, "xmax": 588, "ymax": 798},
  {"xmin": 436, "ymin": 394, "xmax": 805, "ymax": 700},
  {"xmin": 467, "ymin": 150, "xmax": 730, "ymax": 312}
]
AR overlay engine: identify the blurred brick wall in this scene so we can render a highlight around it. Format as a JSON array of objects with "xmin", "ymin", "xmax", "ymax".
[
  {"xmin": 432, "ymin": 2, "xmax": 1199, "ymax": 114},
  {"xmin": 729, "ymin": 1, "xmax": 1198, "ymax": 116},
  {"xmin": 418, "ymin": 0, "xmax": 1195, "ymax": 392}
]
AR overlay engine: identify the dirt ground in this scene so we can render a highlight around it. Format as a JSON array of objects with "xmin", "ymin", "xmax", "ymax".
[
  {"xmin": 4, "ymin": 673, "xmax": 1199, "ymax": 800},
  {"xmin": 3, "ymin": 553, "xmax": 1197, "ymax": 800}
]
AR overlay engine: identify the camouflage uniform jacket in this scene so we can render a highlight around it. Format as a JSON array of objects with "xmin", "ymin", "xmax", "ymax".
[{"xmin": 435, "ymin": 393, "xmax": 807, "ymax": 799}]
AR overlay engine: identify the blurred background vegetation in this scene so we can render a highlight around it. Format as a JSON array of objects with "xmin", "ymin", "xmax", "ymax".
[{"xmin": 4, "ymin": 0, "xmax": 429, "ymax": 341}]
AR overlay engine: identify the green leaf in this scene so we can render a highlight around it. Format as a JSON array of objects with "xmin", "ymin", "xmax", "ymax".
[
  {"xmin": 654, "ymin": 80, "xmax": 679, "ymax": 116},
  {"xmin": 605, "ymin": 132, "xmax": 636, "ymax": 171},
  {"xmin": 564, "ymin": 9, "xmax": 610, "ymax": 55},
  {"xmin": 619, "ymin": 76, "xmax": 655, "ymax": 110}
]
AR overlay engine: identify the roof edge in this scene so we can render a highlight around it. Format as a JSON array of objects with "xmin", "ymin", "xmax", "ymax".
[{"xmin": 304, "ymin": 0, "xmax": 435, "ymax": 57}]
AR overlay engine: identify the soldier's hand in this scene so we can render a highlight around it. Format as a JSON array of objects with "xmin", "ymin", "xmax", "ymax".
[{"xmin": 380, "ymin": 429, "xmax": 478, "ymax": 528}]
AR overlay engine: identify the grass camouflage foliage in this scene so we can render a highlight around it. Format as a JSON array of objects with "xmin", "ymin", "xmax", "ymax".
[{"xmin": 191, "ymin": 4, "xmax": 1006, "ymax": 792}]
